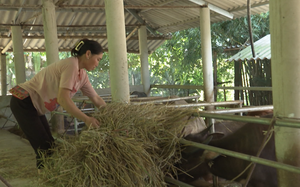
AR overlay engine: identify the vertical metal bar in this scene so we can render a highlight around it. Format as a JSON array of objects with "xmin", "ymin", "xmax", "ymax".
[
  {"xmin": 73, "ymin": 118, "xmax": 78, "ymax": 136},
  {"xmin": 239, "ymin": 102, "xmax": 243, "ymax": 116},
  {"xmin": 223, "ymin": 85, "xmax": 226, "ymax": 101}
]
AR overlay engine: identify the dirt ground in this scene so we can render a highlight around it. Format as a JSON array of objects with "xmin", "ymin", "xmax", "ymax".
[{"xmin": 0, "ymin": 129, "xmax": 39, "ymax": 187}]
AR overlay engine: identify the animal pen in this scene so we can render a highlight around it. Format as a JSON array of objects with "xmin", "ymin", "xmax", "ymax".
[
  {"xmin": 1, "ymin": 0, "xmax": 300, "ymax": 186},
  {"xmin": 37, "ymin": 96, "xmax": 300, "ymax": 186}
]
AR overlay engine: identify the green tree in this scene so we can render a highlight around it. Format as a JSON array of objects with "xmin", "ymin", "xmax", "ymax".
[
  {"xmin": 148, "ymin": 12, "xmax": 269, "ymax": 98},
  {"xmin": 87, "ymin": 52, "xmax": 110, "ymax": 89}
]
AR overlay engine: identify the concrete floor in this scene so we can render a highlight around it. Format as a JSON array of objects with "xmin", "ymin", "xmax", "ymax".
[{"xmin": 0, "ymin": 129, "xmax": 39, "ymax": 187}]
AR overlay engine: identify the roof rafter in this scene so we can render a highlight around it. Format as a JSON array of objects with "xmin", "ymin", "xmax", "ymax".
[
  {"xmin": 229, "ymin": 1, "xmax": 269, "ymax": 13},
  {"xmin": 0, "ymin": 35, "xmax": 171, "ymax": 40},
  {"xmin": 140, "ymin": 0, "xmax": 178, "ymax": 13},
  {"xmin": 188, "ymin": 0, "xmax": 233, "ymax": 19},
  {"xmin": 0, "ymin": 24, "xmax": 144, "ymax": 28},
  {"xmin": 4, "ymin": 48, "xmax": 145, "ymax": 54},
  {"xmin": 157, "ymin": 1, "xmax": 269, "ymax": 30},
  {"xmin": 125, "ymin": 8, "xmax": 157, "ymax": 35},
  {"xmin": 0, "ymin": 4, "xmax": 202, "ymax": 9}
]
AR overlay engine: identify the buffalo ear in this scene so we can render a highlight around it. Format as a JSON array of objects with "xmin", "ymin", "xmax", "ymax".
[
  {"xmin": 200, "ymin": 135, "xmax": 212, "ymax": 145},
  {"xmin": 202, "ymin": 150, "xmax": 220, "ymax": 160},
  {"xmin": 208, "ymin": 132, "xmax": 225, "ymax": 140}
]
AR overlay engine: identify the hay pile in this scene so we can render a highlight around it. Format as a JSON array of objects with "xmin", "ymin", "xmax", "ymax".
[{"xmin": 39, "ymin": 103, "xmax": 199, "ymax": 187}]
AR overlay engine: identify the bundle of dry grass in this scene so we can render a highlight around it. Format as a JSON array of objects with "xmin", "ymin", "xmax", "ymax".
[{"xmin": 38, "ymin": 102, "xmax": 200, "ymax": 187}]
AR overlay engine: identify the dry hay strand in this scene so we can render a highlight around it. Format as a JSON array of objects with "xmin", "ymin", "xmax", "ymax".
[
  {"xmin": 0, "ymin": 156, "xmax": 36, "ymax": 180},
  {"xmin": 38, "ymin": 102, "xmax": 199, "ymax": 187}
]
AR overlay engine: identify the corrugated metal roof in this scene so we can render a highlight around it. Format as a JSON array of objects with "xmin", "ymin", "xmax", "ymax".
[
  {"xmin": 0, "ymin": 0, "xmax": 269, "ymax": 53},
  {"xmin": 228, "ymin": 34, "xmax": 271, "ymax": 61}
]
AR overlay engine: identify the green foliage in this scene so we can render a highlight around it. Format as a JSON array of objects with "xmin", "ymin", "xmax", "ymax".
[
  {"xmin": 212, "ymin": 12, "xmax": 269, "ymax": 47},
  {"xmin": 148, "ymin": 12, "xmax": 269, "ymax": 98},
  {"xmin": 87, "ymin": 52, "xmax": 110, "ymax": 89},
  {"xmin": 86, "ymin": 53, "xmax": 143, "ymax": 89},
  {"xmin": 5, "ymin": 52, "xmax": 48, "ymax": 90},
  {"xmin": 58, "ymin": 52, "xmax": 71, "ymax": 60},
  {"xmin": 149, "ymin": 28, "xmax": 203, "ymax": 85},
  {"xmin": 127, "ymin": 53, "xmax": 142, "ymax": 85}
]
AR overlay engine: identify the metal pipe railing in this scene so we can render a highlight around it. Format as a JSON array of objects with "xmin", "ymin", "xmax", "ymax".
[
  {"xmin": 151, "ymin": 84, "xmax": 272, "ymax": 91},
  {"xmin": 180, "ymin": 139, "xmax": 300, "ymax": 174},
  {"xmin": 131, "ymin": 96, "xmax": 200, "ymax": 105},
  {"xmin": 193, "ymin": 112, "xmax": 300, "ymax": 129},
  {"xmin": 215, "ymin": 86, "xmax": 272, "ymax": 91},
  {"xmin": 165, "ymin": 100, "xmax": 243, "ymax": 108},
  {"xmin": 199, "ymin": 105, "xmax": 273, "ymax": 114},
  {"xmin": 164, "ymin": 176, "xmax": 193, "ymax": 187}
]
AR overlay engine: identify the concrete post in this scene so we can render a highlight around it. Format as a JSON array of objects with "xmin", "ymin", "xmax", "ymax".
[
  {"xmin": 42, "ymin": 0, "xmax": 59, "ymax": 65},
  {"xmin": 270, "ymin": 0, "xmax": 300, "ymax": 186},
  {"xmin": 200, "ymin": 7, "xmax": 215, "ymax": 129},
  {"xmin": 200, "ymin": 7, "xmax": 215, "ymax": 108},
  {"xmin": 11, "ymin": 26, "xmax": 26, "ymax": 84},
  {"xmin": 139, "ymin": 26, "xmax": 150, "ymax": 96},
  {"xmin": 42, "ymin": 0, "xmax": 62, "ymax": 134},
  {"xmin": 104, "ymin": 0, "xmax": 130, "ymax": 102},
  {"xmin": 1, "ymin": 54, "xmax": 7, "ymax": 95}
]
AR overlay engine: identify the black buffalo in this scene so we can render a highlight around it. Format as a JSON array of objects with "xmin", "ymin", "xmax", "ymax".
[{"xmin": 178, "ymin": 117, "xmax": 277, "ymax": 187}]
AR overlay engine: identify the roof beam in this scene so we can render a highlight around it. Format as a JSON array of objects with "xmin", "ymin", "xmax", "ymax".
[
  {"xmin": 3, "ymin": 0, "xmax": 27, "ymax": 53},
  {"xmin": 14, "ymin": 0, "xmax": 26, "ymax": 24},
  {"xmin": 55, "ymin": 0, "xmax": 70, "ymax": 6},
  {"xmin": 229, "ymin": 1, "xmax": 269, "ymax": 13},
  {"xmin": 23, "ymin": 18, "xmax": 36, "ymax": 45},
  {"xmin": 0, "ymin": 2, "xmax": 269, "ymax": 13},
  {"xmin": 0, "ymin": 8, "xmax": 105, "ymax": 13},
  {"xmin": 0, "ymin": 23, "xmax": 143, "ymax": 28},
  {"xmin": 1, "ymin": 40, "xmax": 12, "ymax": 54},
  {"xmin": 0, "ymin": 5, "xmax": 201, "ymax": 9},
  {"xmin": 20, "ymin": 0, "xmax": 71, "ymax": 24},
  {"xmin": 126, "ymin": 26, "xmax": 139, "ymax": 41},
  {"xmin": 140, "ymin": 0, "xmax": 178, "ymax": 13},
  {"xmin": 157, "ymin": 0, "xmax": 269, "ymax": 30},
  {"xmin": 188, "ymin": 0, "xmax": 234, "ymax": 19},
  {"xmin": 0, "ymin": 23, "xmax": 146, "ymax": 35},
  {"xmin": 4, "ymin": 48, "xmax": 147, "ymax": 54},
  {"xmin": 0, "ymin": 35, "xmax": 171, "ymax": 40},
  {"xmin": 158, "ymin": 16, "xmax": 200, "ymax": 30},
  {"xmin": 125, "ymin": 8, "xmax": 157, "ymax": 35}
]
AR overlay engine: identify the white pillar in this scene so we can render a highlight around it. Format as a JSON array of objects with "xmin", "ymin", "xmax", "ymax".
[
  {"xmin": 200, "ymin": 7, "xmax": 214, "ymax": 108},
  {"xmin": 104, "ymin": 0, "xmax": 130, "ymax": 102},
  {"xmin": 1, "ymin": 54, "xmax": 7, "ymax": 95},
  {"xmin": 42, "ymin": 0, "xmax": 62, "ymax": 134},
  {"xmin": 139, "ymin": 26, "xmax": 150, "ymax": 96},
  {"xmin": 270, "ymin": 0, "xmax": 300, "ymax": 186},
  {"xmin": 11, "ymin": 26, "xmax": 26, "ymax": 84},
  {"xmin": 42, "ymin": 0, "xmax": 59, "ymax": 65}
]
